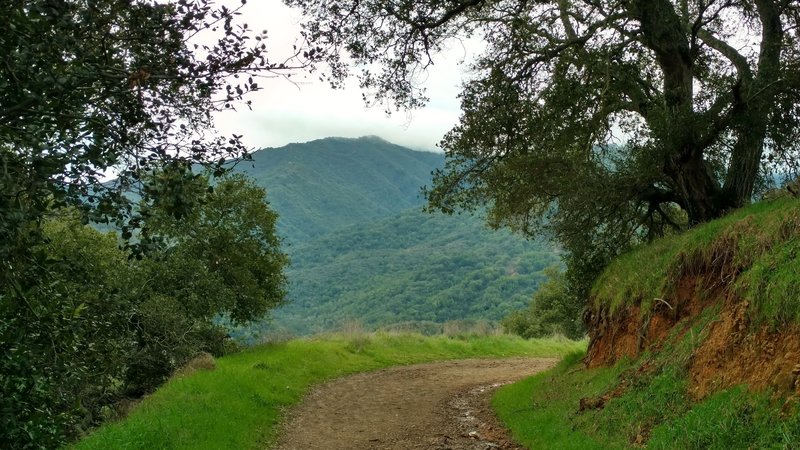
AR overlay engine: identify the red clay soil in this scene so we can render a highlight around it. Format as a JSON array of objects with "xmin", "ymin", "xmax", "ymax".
[
  {"xmin": 585, "ymin": 274, "xmax": 800, "ymax": 400},
  {"xmin": 584, "ymin": 276, "xmax": 712, "ymax": 368},
  {"xmin": 273, "ymin": 357, "xmax": 556, "ymax": 450},
  {"xmin": 689, "ymin": 300, "xmax": 800, "ymax": 399}
]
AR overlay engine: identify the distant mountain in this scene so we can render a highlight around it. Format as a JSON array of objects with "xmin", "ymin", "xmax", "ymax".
[
  {"xmin": 236, "ymin": 136, "xmax": 444, "ymax": 243},
  {"xmin": 225, "ymin": 136, "xmax": 560, "ymax": 337}
]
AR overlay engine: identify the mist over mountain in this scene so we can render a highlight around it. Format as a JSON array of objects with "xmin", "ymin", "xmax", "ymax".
[{"xmin": 229, "ymin": 136, "xmax": 559, "ymax": 337}]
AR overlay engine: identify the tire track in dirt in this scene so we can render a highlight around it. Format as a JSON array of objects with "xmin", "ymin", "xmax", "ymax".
[{"xmin": 273, "ymin": 357, "xmax": 556, "ymax": 450}]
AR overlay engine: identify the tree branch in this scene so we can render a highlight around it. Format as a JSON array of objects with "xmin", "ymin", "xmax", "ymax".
[{"xmin": 697, "ymin": 29, "xmax": 753, "ymax": 82}]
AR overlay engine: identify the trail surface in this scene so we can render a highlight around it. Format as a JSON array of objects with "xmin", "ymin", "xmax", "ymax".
[{"xmin": 274, "ymin": 357, "xmax": 556, "ymax": 450}]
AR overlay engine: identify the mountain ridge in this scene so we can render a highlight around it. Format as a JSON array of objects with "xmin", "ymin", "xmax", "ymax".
[{"xmin": 236, "ymin": 136, "xmax": 444, "ymax": 243}]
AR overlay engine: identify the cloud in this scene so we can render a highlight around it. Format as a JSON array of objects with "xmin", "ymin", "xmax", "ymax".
[{"xmin": 212, "ymin": 0, "xmax": 474, "ymax": 150}]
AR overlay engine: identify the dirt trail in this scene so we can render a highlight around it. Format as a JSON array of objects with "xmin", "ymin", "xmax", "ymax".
[{"xmin": 274, "ymin": 357, "xmax": 556, "ymax": 450}]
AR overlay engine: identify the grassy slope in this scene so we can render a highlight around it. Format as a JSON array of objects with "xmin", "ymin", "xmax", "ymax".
[
  {"xmin": 496, "ymin": 348, "xmax": 800, "ymax": 449},
  {"xmin": 74, "ymin": 334, "xmax": 584, "ymax": 450},
  {"xmin": 593, "ymin": 196, "xmax": 800, "ymax": 324},
  {"xmin": 494, "ymin": 197, "xmax": 800, "ymax": 449}
]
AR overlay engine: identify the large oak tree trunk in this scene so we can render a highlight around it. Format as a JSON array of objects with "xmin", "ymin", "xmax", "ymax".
[
  {"xmin": 722, "ymin": 119, "xmax": 768, "ymax": 209},
  {"xmin": 720, "ymin": 0, "xmax": 782, "ymax": 210},
  {"xmin": 666, "ymin": 153, "xmax": 722, "ymax": 224}
]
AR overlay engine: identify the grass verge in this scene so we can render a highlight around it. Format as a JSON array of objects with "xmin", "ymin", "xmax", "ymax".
[
  {"xmin": 495, "ymin": 330, "xmax": 800, "ymax": 449},
  {"xmin": 495, "ymin": 198, "xmax": 800, "ymax": 449},
  {"xmin": 74, "ymin": 333, "xmax": 584, "ymax": 450},
  {"xmin": 592, "ymin": 197, "xmax": 800, "ymax": 325}
]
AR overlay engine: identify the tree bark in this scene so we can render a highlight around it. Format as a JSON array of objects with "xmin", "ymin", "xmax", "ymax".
[
  {"xmin": 627, "ymin": 0, "xmax": 723, "ymax": 223},
  {"xmin": 721, "ymin": 0, "xmax": 784, "ymax": 208},
  {"xmin": 666, "ymin": 152, "xmax": 720, "ymax": 224}
]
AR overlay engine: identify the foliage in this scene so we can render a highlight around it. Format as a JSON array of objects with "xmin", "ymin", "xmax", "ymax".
[
  {"xmin": 287, "ymin": 0, "xmax": 800, "ymax": 298},
  {"xmin": 127, "ymin": 174, "xmax": 288, "ymax": 390},
  {"xmin": 74, "ymin": 333, "xmax": 585, "ymax": 450},
  {"xmin": 1, "ymin": 0, "xmax": 303, "ymax": 267},
  {"xmin": 502, "ymin": 266, "xmax": 585, "ymax": 340},
  {"xmin": 1, "ymin": 1, "xmax": 298, "ymax": 446},
  {"xmin": 0, "ymin": 175, "xmax": 287, "ymax": 447},
  {"xmin": 237, "ymin": 207, "xmax": 559, "ymax": 338},
  {"xmin": 0, "ymin": 213, "xmax": 135, "ymax": 448},
  {"xmin": 141, "ymin": 173, "xmax": 288, "ymax": 325}
]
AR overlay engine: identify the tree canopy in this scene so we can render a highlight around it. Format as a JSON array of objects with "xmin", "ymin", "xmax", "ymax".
[
  {"xmin": 1, "ymin": 0, "xmax": 308, "ymax": 278},
  {"xmin": 1, "ymin": 1, "xmax": 296, "ymax": 446},
  {"xmin": 288, "ymin": 0, "xmax": 800, "ymax": 271},
  {"xmin": 140, "ymin": 172, "xmax": 288, "ymax": 325}
]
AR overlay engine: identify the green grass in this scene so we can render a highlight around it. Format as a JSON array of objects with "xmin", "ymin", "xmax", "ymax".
[
  {"xmin": 494, "ymin": 198, "xmax": 800, "ymax": 449},
  {"xmin": 647, "ymin": 387, "xmax": 800, "ymax": 449},
  {"xmin": 495, "ymin": 353, "xmax": 800, "ymax": 449},
  {"xmin": 494, "ymin": 311, "xmax": 800, "ymax": 449},
  {"xmin": 592, "ymin": 197, "xmax": 800, "ymax": 324},
  {"xmin": 74, "ymin": 333, "xmax": 584, "ymax": 450},
  {"xmin": 493, "ymin": 352, "xmax": 623, "ymax": 449}
]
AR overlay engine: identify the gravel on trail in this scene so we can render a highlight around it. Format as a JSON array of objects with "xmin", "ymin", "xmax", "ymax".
[{"xmin": 274, "ymin": 357, "xmax": 556, "ymax": 450}]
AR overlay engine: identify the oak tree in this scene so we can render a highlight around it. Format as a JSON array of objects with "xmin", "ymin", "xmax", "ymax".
[
  {"xmin": 288, "ymin": 0, "xmax": 800, "ymax": 266},
  {"xmin": 1, "ymin": 0, "xmax": 308, "ymax": 284}
]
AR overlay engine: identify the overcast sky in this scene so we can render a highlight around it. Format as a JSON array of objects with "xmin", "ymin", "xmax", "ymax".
[{"xmin": 212, "ymin": 0, "xmax": 474, "ymax": 152}]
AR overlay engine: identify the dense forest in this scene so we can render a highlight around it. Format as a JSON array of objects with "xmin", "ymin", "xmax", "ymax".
[{"xmin": 247, "ymin": 208, "xmax": 559, "ymax": 337}]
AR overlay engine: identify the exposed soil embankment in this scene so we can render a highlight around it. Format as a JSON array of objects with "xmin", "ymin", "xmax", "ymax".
[
  {"xmin": 689, "ymin": 301, "xmax": 800, "ymax": 399},
  {"xmin": 584, "ymin": 276, "xmax": 800, "ymax": 400},
  {"xmin": 584, "ymin": 275, "xmax": 713, "ymax": 369},
  {"xmin": 584, "ymin": 199, "xmax": 800, "ymax": 401}
]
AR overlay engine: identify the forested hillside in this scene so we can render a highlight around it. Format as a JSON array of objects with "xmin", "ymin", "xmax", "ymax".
[
  {"xmin": 264, "ymin": 209, "xmax": 559, "ymax": 335},
  {"xmin": 226, "ymin": 136, "xmax": 560, "ymax": 337},
  {"xmin": 236, "ymin": 136, "xmax": 444, "ymax": 242}
]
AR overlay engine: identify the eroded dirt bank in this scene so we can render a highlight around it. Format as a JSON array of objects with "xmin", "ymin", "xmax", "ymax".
[
  {"xmin": 273, "ymin": 357, "xmax": 556, "ymax": 450},
  {"xmin": 584, "ymin": 275, "xmax": 800, "ymax": 399}
]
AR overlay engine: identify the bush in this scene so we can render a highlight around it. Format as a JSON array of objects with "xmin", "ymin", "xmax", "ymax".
[
  {"xmin": 502, "ymin": 266, "xmax": 585, "ymax": 340},
  {"xmin": 0, "ymin": 174, "xmax": 288, "ymax": 448},
  {"xmin": 0, "ymin": 215, "xmax": 136, "ymax": 448}
]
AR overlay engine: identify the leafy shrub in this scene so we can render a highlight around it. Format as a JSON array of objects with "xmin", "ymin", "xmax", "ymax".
[
  {"xmin": 502, "ymin": 266, "xmax": 585, "ymax": 340},
  {"xmin": 0, "ymin": 175, "xmax": 287, "ymax": 448}
]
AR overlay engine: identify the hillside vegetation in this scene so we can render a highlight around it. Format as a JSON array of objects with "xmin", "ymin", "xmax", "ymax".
[
  {"xmin": 237, "ymin": 136, "xmax": 443, "ymax": 242},
  {"xmin": 74, "ymin": 333, "xmax": 584, "ymax": 450},
  {"xmin": 495, "ymin": 197, "xmax": 800, "ymax": 448},
  {"xmin": 228, "ymin": 137, "xmax": 560, "ymax": 336},
  {"xmin": 252, "ymin": 208, "xmax": 559, "ymax": 336}
]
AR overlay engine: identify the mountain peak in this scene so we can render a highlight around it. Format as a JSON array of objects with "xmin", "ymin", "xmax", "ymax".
[
  {"xmin": 234, "ymin": 137, "xmax": 445, "ymax": 242},
  {"xmin": 289, "ymin": 135, "xmax": 392, "ymax": 148}
]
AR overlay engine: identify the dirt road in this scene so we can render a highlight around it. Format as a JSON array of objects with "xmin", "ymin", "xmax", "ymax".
[{"xmin": 274, "ymin": 357, "xmax": 556, "ymax": 450}]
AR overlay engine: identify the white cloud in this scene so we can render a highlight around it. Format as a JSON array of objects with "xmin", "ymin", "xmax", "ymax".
[{"xmin": 212, "ymin": 0, "xmax": 475, "ymax": 151}]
